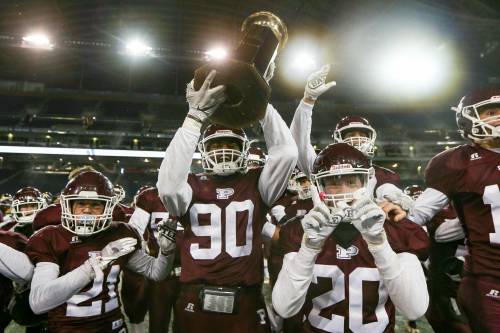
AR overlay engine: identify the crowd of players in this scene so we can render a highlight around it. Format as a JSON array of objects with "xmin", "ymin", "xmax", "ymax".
[{"xmin": 0, "ymin": 64, "xmax": 498, "ymax": 333}]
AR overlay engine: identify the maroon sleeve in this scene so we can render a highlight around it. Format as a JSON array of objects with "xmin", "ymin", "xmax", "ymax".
[
  {"xmin": 424, "ymin": 147, "xmax": 465, "ymax": 197},
  {"xmin": 25, "ymin": 227, "xmax": 59, "ymax": 265},
  {"xmin": 385, "ymin": 219, "xmax": 430, "ymax": 261},
  {"xmin": 33, "ymin": 204, "xmax": 61, "ymax": 232},
  {"xmin": 279, "ymin": 218, "xmax": 304, "ymax": 255},
  {"xmin": 0, "ymin": 230, "xmax": 28, "ymax": 252}
]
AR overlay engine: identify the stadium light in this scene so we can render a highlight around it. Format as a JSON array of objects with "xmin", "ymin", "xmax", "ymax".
[
  {"xmin": 280, "ymin": 37, "xmax": 321, "ymax": 86},
  {"xmin": 205, "ymin": 47, "xmax": 228, "ymax": 61},
  {"xmin": 22, "ymin": 33, "xmax": 54, "ymax": 50},
  {"xmin": 372, "ymin": 39, "xmax": 454, "ymax": 99},
  {"xmin": 124, "ymin": 38, "xmax": 153, "ymax": 57}
]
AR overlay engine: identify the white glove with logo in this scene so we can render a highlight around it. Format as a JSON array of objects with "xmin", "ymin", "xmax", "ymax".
[
  {"xmin": 301, "ymin": 185, "xmax": 344, "ymax": 250},
  {"xmin": 351, "ymin": 189, "xmax": 386, "ymax": 245},
  {"xmin": 98, "ymin": 237, "xmax": 138, "ymax": 270},
  {"xmin": 304, "ymin": 64, "xmax": 336, "ymax": 102},
  {"xmin": 157, "ymin": 218, "xmax": 177, "ymax": 255},
  {"xmin": 185, "ymin": 70, "xmax": 226, "ymax": 124}
]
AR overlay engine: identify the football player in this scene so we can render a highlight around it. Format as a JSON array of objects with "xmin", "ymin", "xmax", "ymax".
[
  {"xmin": 2, "ymin": 187, "xmax": 47, "ymax": 237},
  {"xmin": 248, "ymin": 146, "xmax": 267, "ymax": 169},
  {"xmin": 26, "ymin": 170, "xmax": 177, "ymax": 333},
  {"xmin": 272, "ymin": 143, "xmax": 429, "ymax": 333},
  {"xmin": 33, "ymin": 169, "xmax": 130, "ymax": 233},
  {"xmin": 127, "ymin": 186, "xmax": 183, "ymax": 333},
  {"xmin": 0, "ymin": 230, "xmax": 34, "ymax": 331},
  {"xmin": 290, "ymin": 65, "xmax": 412, "ymax": 215},
  {"xmin": 425, "ymin": 204, "xmax": 472, "ymax": 333},
  {"xmin": 0, "ymin": 193, "xmax": 13, "ymax": 226},
  {"xmin": 157, "ymin": 70, "xmax": 297, "ymax": 332},
  {"xmin": 407, "ymin": 86, "xmax": 500, "ymax": 333}
]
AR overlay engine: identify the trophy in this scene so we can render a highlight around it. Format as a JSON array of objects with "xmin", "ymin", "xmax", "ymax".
[{"xmin": 193, "ymin": 11, "xmax": 288, "ymax": 128}]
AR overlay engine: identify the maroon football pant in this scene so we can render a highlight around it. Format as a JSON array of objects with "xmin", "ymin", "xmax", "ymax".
[
  {"xmin": 121, "ymin": 270, "xmax": 149, "ymax": 324},
  {"xmin": 175, "ymin": 285, "xmax": 271, "ymax": 333},
  {"xmin": 148, "ymin": 276, "xmax": 180, "ymax": 333},
  {"xmin": 458, "ymin": 275, "xmax": 500, "ymax": 333}
]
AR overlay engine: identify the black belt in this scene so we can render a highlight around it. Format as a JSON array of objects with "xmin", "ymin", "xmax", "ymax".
[{"xmin": 180, "ymin": 283, "xmax": 262, "ymax": 294}]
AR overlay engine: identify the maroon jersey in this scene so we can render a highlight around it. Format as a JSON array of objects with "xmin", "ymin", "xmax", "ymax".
[
  {"xmin": 272, "ymin": 191, "xmax": 314, "ymax": 224},
  {"xmin": 425, "ymin": 144, "xmax": 500, "ymax": 279},
  {"xmin": 425, "ymin": 206, "xmax": 471, "ymax": 332},
  {"xmin": 374, "ymin": 164, "xmax": 401, "ymax": 190},
  {"xmin": 0, "ymin": 230, "xmax": 28, "ymax": 312},
  {"xmin": 280, "ymin": 219, "xmax": 429, "ymax": 333},
  {"xmin": 26, "ymin": 222, "xmax": 140, "ymax": 332},
  {"xmin": 179, "ymin": 168, "xmax": 269, "ymax": 286},
  {"xmin": 33, "ymin": 204, "xmax": 129, "ymax": 232}
]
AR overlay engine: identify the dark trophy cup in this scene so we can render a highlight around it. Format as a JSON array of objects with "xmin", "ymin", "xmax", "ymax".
[{"xmin": 193, "ymin": 11, "xmax": 288, "ymax": 128}]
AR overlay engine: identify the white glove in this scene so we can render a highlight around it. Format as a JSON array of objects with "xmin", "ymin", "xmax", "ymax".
[
  {"xmin": 301, "ymin": 185, "xmax": 343, "ymax": 250},
  {"xmin": 185, "ymin": 70, "xmax": 226, "ymax": 124},
  {"xmin": 263, "ymin": 61, "xmax": 276, "ymax": 84},
  {"xmin": 351, "ymin": 189, "xmax": 386, "ymax": 245},
  {"xmin": 434, "ymin": 218, "xmax": 466, "ymax": 242},
  {"xmin": 383, "ymin": 191, "xmax": 415, "ymax": 213},
  {"xmin": 99, "ymin": 237, "xmax": 138, "ymax": 270},
  {"xmin": 157, "ymin": 218, "xmax": 177, "ymax": 255},
  {"xmin": 304, "ymin": 64, "xmax": 336, "ymax": 101}
]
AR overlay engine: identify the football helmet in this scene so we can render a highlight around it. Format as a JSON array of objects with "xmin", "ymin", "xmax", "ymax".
[
  {"xmin": 132, "ymin": 185, "xmax": 153, "ymax": 208},
  {"xmin": 113, "ymin": 184, "xmax": 126, "ymax": 202},
  {"xmin": 313, "ymin": 143, "xmax": 374, "ymax": 208},
  {"xmin": 454, "ymin": 85, "xmax": 500, "ymax": 141},
  {"xmin": 60, "ymin": 171, "xmax": 118, "ymax": 236},
  {"xmin": 247, "ymin": 146, "xmax": 266, "ymax": 169},
  {"xmin": 0, "ymin": 193, "xmax": 12, "ymax": 215},
  {"xmin": 11, "ymin": 187, "xmax": 47, "ymax": 224},
  {"xmin": 404, "ymin": 185, "xmax": 424, "ymax": 201},
  {"xmin": 198, "ymin": 124, "xmax": 249, "ymax": 175},
  {"xmin": 332, "ymin": 116, "xmax": 377, "ymax": 157},
  {"xmin": 287, "ymin": 168, "xmax": 312, "ymax": 200}
]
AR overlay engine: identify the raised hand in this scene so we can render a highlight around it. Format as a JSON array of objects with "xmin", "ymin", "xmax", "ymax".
[
  {"xmin": 301, "ymin": 185, "xmax": 343, "ymax": 250},
  {"xmin": 186, "ymin": 70, "xmax": 226, "ymax": 124},
  {"xmin": 304, "ymin": 64, "xmax": 336, "ymax": 103},
  {"xmin": 157, "ymin": 218, "xmax": 177, "ymax": 255},
  {"xmin": 351, "ymin": 189, "xmax": 386, "ymax": 245}
]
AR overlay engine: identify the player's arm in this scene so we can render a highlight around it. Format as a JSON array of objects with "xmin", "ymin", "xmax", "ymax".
[
  {"xmin": 407, "ymin": 187, "xmax": 449, "ymax": 225},
  {"xmin": 351, "ymin": 195, "xmax": 429, "ymax": 319},
  {"xmin": 29, "ymin": 237, "xmax": 136, "ymax": 314},
  {"xmin": 369, "ymin": 242, "xmax": 428, "ymax": 319},
  {"xmin": 157, "ymin": 70, "xmax": 225, "ymax": 216},
  {"xmin": 290, "ymin": 65, "xmax": 335, "ymax": 177},
  {"xmin": 0, "ymin": 242, "xmax": 33, "ymax": 283},
  {"xmin": 128, "ymin": 207, "xmax": 150, "ymax": 237},
  {"xmin": 29, "ymin": 260, "xmax": 96, "ymax": 314},
  {"xmin": 258, "ymin": 103, "xmax": 298, "ymax": 206},
  {"xmin": 127, "ymin": 218, "xmax": 176, "ymax": 281},
  {"xmin": 273, "ymin": 187, "xmax": 339, "ymax": 318},
  {"xmin": 272, "ymin": 246, "xmax": 319, "ymax": 318}
]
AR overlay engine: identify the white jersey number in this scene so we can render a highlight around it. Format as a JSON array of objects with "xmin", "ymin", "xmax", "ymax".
[
  {"xmin": 308, "ymin": 265, "xmax": 389, "ymax": 333},
  {"xmin": 66, "ymin": 265, "xmax": 120, "ymax": 317},
  {"xmin": 483, "ymin": 184, "xmax": 500, "ymax": 245},
  {"xmin": 189, "ymin": 200, "xmax": 254, "ymax": 260}
]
